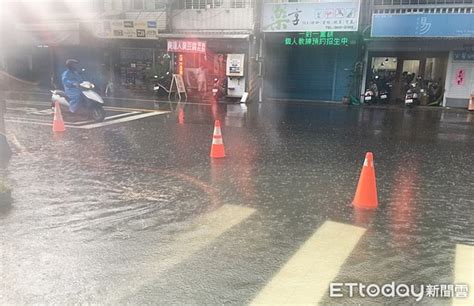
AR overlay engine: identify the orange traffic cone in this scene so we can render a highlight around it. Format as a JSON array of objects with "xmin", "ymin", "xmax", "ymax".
[
  {"xmin": 52, "ymin": 101, "xmax": 65, "ymax": 132},
  {"xmin": 210, "ymin": 120, "xmax": 225, "ymax": 158},
  {"xmin": 352, "ymin": 152, "xmax": 378, "ymax": 209}
]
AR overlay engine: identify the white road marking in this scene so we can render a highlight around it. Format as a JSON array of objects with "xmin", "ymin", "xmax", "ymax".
[
  {"xmin": 251, "ymin": 221, "xmax": 366, "ymax": 305},
  {"xmin": 102, "ymin": 111, "xmax": 140, "ymax": 120},
  {"xmin": 66, "ymin": 111, "xmax": 141, "ymax": 125},
  {"xmin": 453, "ymin": 244, "xmax": 474, "ymax": 305},
  {"xmin": 75, "ymin": 111, "xmax": 168, "ymax": 129},
  {"xmin": 6, "ymin": 99, "xmax": 160, "ymax": 113},
  {"xmin": 107, "ymin": 204, "xmax": 256, "ymax": 303},
  {"xmin": 5, "ymin": 119, "xmax": 59, "ymax": 127},
  {"xmin": 6, "ymin": 111, "xmax": 169, "ymax": 129}
]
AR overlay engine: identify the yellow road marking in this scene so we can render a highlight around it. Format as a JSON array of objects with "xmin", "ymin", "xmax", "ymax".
[
  {"xmin": 453, "ymin": 244, "xmax": 474, "ymax": 305},
  {"xmin": 251, "ymin": 221, "xmax": 366, "ymax": 305},
  {"xmin": 107, "ymin": 204, "xmax": 256, "ymax": 303}
]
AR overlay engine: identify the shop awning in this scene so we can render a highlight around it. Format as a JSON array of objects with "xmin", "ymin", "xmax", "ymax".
[{"xmin": 15, "ymin": 22, "xmax": 80, "ymax": 46}]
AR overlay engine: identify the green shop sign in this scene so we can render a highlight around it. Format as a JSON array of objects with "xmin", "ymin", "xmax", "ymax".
[{"xmin": 283, "ymin": 32, "xmax": 355, "ymax": 47}]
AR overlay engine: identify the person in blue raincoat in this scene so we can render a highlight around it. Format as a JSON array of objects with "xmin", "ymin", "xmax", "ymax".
[{"xmin": 61, "ymin": 59, "xmax": 84, "ymax": 113}]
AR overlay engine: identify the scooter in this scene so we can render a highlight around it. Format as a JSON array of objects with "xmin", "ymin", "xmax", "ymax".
[
  {"xmin": 363, "ymin": 81, "xmax": 378, "ymax": 104},
  {"xmin": 363, "ymin": 89, "xmax": 376, "ymax": 104},
  {"xmin": 405, "ymin": 83, "xmax": 419, "ymax": 107},
  {"xmin": 51, "ymin": 81, "xmax": 106, "ymax": 122},
  {"xmin": 378, "ymin": 80, "xmax": 392, "ymax": 104},
  {"xmin": 153, "ymin": 72, "xmax": 172, "ymax": 98},
  {"xmin": 212, "ymin": 77, "xmax": 227, "ymax": 102},
  {"xmin": 378, "ymin": 88, "xmax": 389, "ymax": 103}
]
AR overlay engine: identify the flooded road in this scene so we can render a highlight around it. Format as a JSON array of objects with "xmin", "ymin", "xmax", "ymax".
[{"xmin": 1, "ymin": 101, "xmax": 473, "ymax": 304}]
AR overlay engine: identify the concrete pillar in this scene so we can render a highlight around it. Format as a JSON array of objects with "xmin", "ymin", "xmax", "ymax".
[{"xmin": 360, "ymin": 48, "xmax": 369, "ymax": 97}]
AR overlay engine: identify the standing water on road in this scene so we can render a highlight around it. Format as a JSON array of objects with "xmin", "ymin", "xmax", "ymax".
[{"xmin": 1, "ymin": 101, "xmax": 473, "ymax": 304}]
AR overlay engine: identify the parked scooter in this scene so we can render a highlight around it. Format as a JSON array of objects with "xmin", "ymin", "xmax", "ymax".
[
  {"xmin": 211, "ymin": 77, "xmax": 227, "ymax": 102},
  {"xmin": 405, "ymin": 83, "xmax": 419, "ymax": 107},
  {"xmin": 153, "ymin": 72, "xmax": 172, "ymax": 98},
  {"xmin": 378, "ymin": 79, "xmax": 392, "ymax": 104},
  {"xmin": 51, "ymin": 81, "xmax": 106, "ymax": 122},
  {"xmin": 427, "ymin": 81, "xmax": 443, "ymax": 105},
  {"xmin": 378, "ymin": 86, "xmax": 389, "ymax": 103},
  {"xmin": 405, "ymin": 76, "xmax": 424, "ymax": 107},
  {"xmin": 363, "ymin": 80, "xmax": 378, "ymax": 104}
]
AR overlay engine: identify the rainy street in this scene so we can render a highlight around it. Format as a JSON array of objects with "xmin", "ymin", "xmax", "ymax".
[{"xmin": 1, "ymin": 100, "xmax": 473, "ymax": 304}]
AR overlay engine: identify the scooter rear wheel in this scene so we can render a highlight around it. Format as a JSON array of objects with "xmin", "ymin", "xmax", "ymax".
[{"xmin": 91, "ymin": 105, "xmax": 106, "ymax": 122}]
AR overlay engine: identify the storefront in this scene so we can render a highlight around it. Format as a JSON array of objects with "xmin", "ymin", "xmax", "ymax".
[
  {"xmin": 113, "ymin": 41, "xmax": 167, "ymax": 92},
  {"xmin": 264, "ymin": 31, "xmax": 359, "ymax": 101},
  {"xmin": 7, "ymin": 22, "xmax": 82, "ymax": 88},
  {"xmin": 93, "ymin": 19, "xmax": 168, "ymax": 93},
  {"xmin": 364, "ymin": 45, "xmax": 449, "ymax": 104},
  {"xmin": 369, "ymin": 12, "xmax": 474, "ymax": 107},
  {"xmin": 163, "ymin": 34, "xmax": 250, "ymax": 95},
  {"xmin": 261, "ymin": 1, "xmax": 362, "ymax": 102}
]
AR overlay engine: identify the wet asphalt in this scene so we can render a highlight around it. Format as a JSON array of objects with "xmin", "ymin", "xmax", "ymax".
[{"xmin": 1, "ymin": 100, "xmax": 473, "ymax": 304}]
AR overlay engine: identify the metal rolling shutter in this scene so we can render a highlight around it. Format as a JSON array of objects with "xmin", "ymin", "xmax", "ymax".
[{"xmin": 265, "ymin": 43, "xmax": 356, "ymax": 102}]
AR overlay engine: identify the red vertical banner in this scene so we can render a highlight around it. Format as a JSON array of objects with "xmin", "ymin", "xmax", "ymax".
[
  {"xmin": 178, "ymin": 54, "xmax": 184, "ymax": 76},
  {"xmin": 454, "ymin": 68, "xmax": 466, "ymax": 86}
]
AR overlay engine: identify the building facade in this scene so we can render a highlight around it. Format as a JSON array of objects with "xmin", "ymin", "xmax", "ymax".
[
  {"xmin": 364, "ymin": 0, "xmax": 474, "ymax": 107},
  {"xmin": 92, "ymin": 0, "xmax": 259, "ymax": 97},
  {"xmin": 2, "ymin": 0, "xmax": 473, "ymax": 106},
  {"xmin": 1, "ymin": 0, "xmax": 106, "ymax": 88},
  {"xmin": 260, "ymin": 0, "xmax": 366, "ymax": 103}
]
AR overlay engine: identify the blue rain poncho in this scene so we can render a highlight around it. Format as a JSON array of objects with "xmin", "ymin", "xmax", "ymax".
[{"xmin": 61, "ymin": 68, "xmax": 84, "ymax": 112}]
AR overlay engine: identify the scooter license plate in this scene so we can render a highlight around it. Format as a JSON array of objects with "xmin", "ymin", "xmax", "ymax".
[
  {"xmin": 153, "ymin": 86, "xmax": 160, "ymax": 91},
  {"xmin": 406, "ymin": 99, "xmax": 413, "ymax": 103},
  {"xmin": 364, "ymin": 96, "xmax": 372, "ymax": 101},
  {"xmin": 380, "ymin": 95, "xmax": 387, "ymax": 99},
  {"xmin": 212, "ymin": 89, "xmax": 218, "ymax": 93}
]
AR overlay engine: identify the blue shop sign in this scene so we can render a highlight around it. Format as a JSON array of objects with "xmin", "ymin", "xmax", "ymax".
[
  {"xmin": 453, "ymin": 51, "xmax": 474, "ymax": 61},
  {"xmin": 371, "ymin": 14, "xmax": 474, "ymax": 38}
]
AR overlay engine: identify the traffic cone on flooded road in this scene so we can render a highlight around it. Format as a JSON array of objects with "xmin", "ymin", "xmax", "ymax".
[
  {"xmin": 210, "ymin": 120, "xmax": 225, "ymax": 158},
  {"xmin": 352, "ymin": 152, "xmax": 378, "ymax": 209},
  {"xmin": 52, "ymin": 101, "xmax": 65, "ymax": 132}
]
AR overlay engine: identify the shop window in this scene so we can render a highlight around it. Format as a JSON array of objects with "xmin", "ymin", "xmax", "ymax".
[
  {"xmin": 372, "ymin": 57, "xmax": 398, "ymax": 72},
  {"xmin": 424, "ymin": 58, "xmax": 446, "ymax": 82},
  {"xmin": 402, "ymin": 60, "xmax": 420, "ymax": 77},
  {"xmin": 119, "ymin": 48, "xmax": 153, "ymax": 89}
]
